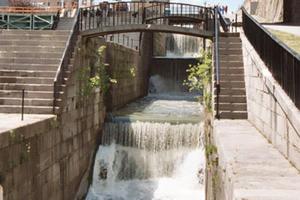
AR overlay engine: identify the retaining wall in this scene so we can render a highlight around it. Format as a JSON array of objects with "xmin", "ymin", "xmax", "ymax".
[
  {"xmin": 106, "ymin": 33, "xmax": 152, "ymax": 110},
  {"xmin": 0, "ymin": 34, "xmax": 151, "ymax": 200},
  {"xmin": 241, "ymin": 32, "xmax": 300, "ymax": 170}
]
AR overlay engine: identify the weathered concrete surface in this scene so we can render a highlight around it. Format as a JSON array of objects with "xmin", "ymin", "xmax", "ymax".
[
  {"xmin": 0, "ymin": 114, "xmax": 54, "ymax": 134},
  {"xmin": 264, "ymin": 24, "xmax": 300, "ymax": 36},
  {"xmin": 241, "ymin": 32, "xmax": 300, "ymax": 171},
  {"xmin": 213, "ymin": 120, "xmax": 300, "ymax": 200}
]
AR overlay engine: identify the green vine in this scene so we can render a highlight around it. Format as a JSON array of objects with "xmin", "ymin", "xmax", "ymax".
[
  {"xmin": 184, "ymin": 50, "xmax": 212, "ymax": 111},
  {"xmin": 78, "ymin": 45, "xmax": 117, "ymax": 97}
]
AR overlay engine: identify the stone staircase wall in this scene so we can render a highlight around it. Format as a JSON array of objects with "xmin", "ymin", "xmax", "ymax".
[
  {"xmin": 0, "ymin": 30, "xmax": 70, "ymax": 114},
  {"xmin": 214, "ymin": 33, "xmax": 248, "ymax": 119}
]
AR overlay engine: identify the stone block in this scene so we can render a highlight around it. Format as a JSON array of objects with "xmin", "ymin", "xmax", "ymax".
[{"xmin": 288, "ymin": 144, "xmax": 300, "ymax": 171}]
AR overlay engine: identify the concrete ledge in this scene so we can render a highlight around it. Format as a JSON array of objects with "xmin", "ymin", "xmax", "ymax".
[{"xmin": 213, "ymin": 120, "xmax": 300, "ymax": 200}]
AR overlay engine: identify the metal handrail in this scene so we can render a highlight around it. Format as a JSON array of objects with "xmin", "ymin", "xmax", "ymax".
[
  {"xmin": 217, "ymin": 7, "xmax": 230, "ymax": 32},
  {"xmin": 214, "ymin": 6, "xmax": 220, "ymax": 119},
  {"xmin": 53, "ymin": 10, "xmax": 80, "ymax": 113},
  {"xmin": 242, "ymin": 7, "xmax": 300, "ymax": 60},
  {"xmin": 242, "ymin": 7, "xmax": 300, "ymax": 109}
]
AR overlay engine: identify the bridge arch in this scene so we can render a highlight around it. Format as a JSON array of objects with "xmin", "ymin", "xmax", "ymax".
[{"xmin": 79, "ymin": 2, "xmax": 215, "ymax": 38}]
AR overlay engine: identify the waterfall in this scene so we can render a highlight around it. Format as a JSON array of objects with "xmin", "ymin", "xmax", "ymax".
[
  {"xmin": 86, "ymin": 96, "xmax": 205, "ymax": 200},
  {"xmin": 166, "ymin": 34, "xmax": 202, "ymax": 58}
]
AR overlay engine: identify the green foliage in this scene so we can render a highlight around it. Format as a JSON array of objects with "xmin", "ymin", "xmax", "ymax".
[
  {"xmin": 184, "ymin": 50, "xmax": 212, "ymax": 110},
  {"xmin": 205, "ymin": 144, "xmax": 217, "ymax": 159},
  {"xmin": 184, "ymin": 50, "xmax": 212, "ymax": 92},
  {"xmin": 130, "ymin": 66, "xmax": 136, "ymax": 77},
  {"xmin": 78, "ymin": 45, "xmax": 116, "ymax": 97}
]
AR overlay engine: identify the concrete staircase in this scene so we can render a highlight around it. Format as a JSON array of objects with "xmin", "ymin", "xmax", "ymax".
[
  {"xmin": 0, "ymin": 30, "xmax": 70, "ymax": 114},
  {"xmin": 215, "ymin": 33, "xmax": 248, "ymax": 119}
]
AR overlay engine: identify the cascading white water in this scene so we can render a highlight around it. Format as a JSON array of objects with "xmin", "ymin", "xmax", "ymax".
[
  {"xmin": 165, "ymin": 34, "xmax": 202, "ymax": 58},
  {"xmin": 86, "ymin": 95, "xmax": 205, "ymax": 200}
]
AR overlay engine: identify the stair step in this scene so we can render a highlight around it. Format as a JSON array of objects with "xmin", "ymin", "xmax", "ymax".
[
  {"xmin": 218, "ymin": 81, "xmax": 245, "ymax": 88},
  {"xmin": 220, "ymin": 61, "xmax": 243, "ymax": 68},
  {"xmin": 0, "ymin": 58, "xmax": 60, "ymax": 65},
  {"xmin": 217, "ymin": 103, "xmax": 247, "ymax": 111},
  {"xmin": 220, "ymin": 55, "xmax": 243, "ymax": 62},
  {"xmin": 1, "ymin": 30, "xmax": 70, "ymax": 36},
  {"xmin": 214, "ymin": 88, "xmax": 246, "ymax": 95},
  {"xmin": 0, "ymin": 90, "xmax": 56, "ymax": 98},
  {"xmin": 0, "ymin": 46, "xmax": 65, "ymax": 53},
  {"xmin": 219, "ymin": 49, "xmax": 242, "ymax": 55},
  {"xmin": 217, "ymin": 74, "xmax": 245, "ymax": 81},
  {"xmin": 217, "ymin": 95, "xmax": 247, "ymax": 103},
  {"xmin": 0, "ymin": 76, "xmax": 53, "ymax": 84},
  {"xmin": 0, "ymin": 83, "xmax": 54, "ymax": 91},
  {"xmin": 220, "ymin": 37, "xmax": 241, "ymax": 43},
  {"xmin": 219, "ymin": 68, "xmax": 244, "ymax": 75},
  {"xmin": 218, "ymin": 111, "xmax": 248, "ymax": 119},
  {"xmin": 0, "ymin": 52, "xmax": 62, "ymax": 59},
  {"xmin": 219, "ymin": 43, "xmax": 241, "ymax": 49},
  {"xmin": 0, "ymin": 40, "xmax": 66, "ymax": 47},
  {"xmin": 0, "ymin": 105, "xmax": 58, "ymax": 114},
  {"xmin": 0, "ymin": 97, "xmax": 59, "ymax": 107},
  {"xmin": 0, "ymin": 35, "xmax": 68, "ymax": 41},
  {"xmin": 0, "ymin": 63, "xmax": 59, "ymax": 71},
  {"xmin": 0, "ymin": 70, "xmax": 56, "ymax": 77}
]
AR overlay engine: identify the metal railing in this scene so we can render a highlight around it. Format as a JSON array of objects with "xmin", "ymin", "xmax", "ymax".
[
  {"xmin": 214, "ymin": 6, "xmax": 221, "ymax": 119},
  {"xmin": 53, "ymin": 10, "xmax": 80, "ymax": 113},
  {"xmin": 242, "ymin": 7, "xmax": 300, "ymax": 109},
  {"xmin": 79, "ymin": 2, "xmax": 214, "ymax": 32}
]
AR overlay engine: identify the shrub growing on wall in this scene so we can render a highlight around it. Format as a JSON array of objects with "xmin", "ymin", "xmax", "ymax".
[{"xmin": 184, "ymin": 50, "xmax": 212, "ymax": 111}]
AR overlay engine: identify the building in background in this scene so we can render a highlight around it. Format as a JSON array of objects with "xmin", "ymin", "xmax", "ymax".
[
  {"xmin": 244, "ymin": 0, "xmax": 300, "ymax": 24},
  {"xmin": 284, "ymin": 0, "xmax": 300, "ymax": 24}
]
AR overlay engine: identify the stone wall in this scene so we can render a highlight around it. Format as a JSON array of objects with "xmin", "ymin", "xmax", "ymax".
[
  {"xmin": 106, "ymin": 33, "xmax": 152, "ymax": 110},
  {"xmin": 0, "ymin": 36, "xmax": 106, "ymax": 200},
  {"xmin": 0, "ymin": 34, "xmax": 151, "ymax": 199},
  {"xmin": 241, "ymin": 32, "xmax": 300, "ymax": 170}
]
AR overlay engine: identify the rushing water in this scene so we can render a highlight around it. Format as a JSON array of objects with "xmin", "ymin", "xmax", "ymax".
[
  {"xmin": 154, "ymin": 33, "xmax": 202, "ymax": 58},
  {"xmin": 86, "ymin": 93, "xmax": 205, "ymax": 200}
]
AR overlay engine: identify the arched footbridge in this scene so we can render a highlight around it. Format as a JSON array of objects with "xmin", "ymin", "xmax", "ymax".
[{"xmin": 79, "ymin": 2, "xmax": 216, "ymax": 38}]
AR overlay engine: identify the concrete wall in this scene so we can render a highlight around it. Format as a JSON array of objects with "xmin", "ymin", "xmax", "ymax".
[
  {"xmin": 241, "ymin": 33, "xmax": 300, "ymax": 171},
  {"xmin": 106, "ymin": 33, "xmax": 152, "ymax": 110}
]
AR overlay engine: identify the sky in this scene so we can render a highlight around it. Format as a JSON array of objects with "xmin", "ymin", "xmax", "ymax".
[{"xmin": 170, "ymin": 0, "xmax": 244, "ymax": 11}]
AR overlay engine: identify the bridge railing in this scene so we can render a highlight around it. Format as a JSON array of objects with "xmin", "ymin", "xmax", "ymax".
[
  {"xmin": 80, "ymin": 1, "xmax": 147, "ymax": 31},
  {"xmin": 144, "ymin": 3, "xmax": 214, "ymax": 25},
  {"xmin": 79, "ymin": 2, "xmax": 214, "ymax": 32},
  {"xmin": 242, "ymin": 7, "xmax": 300, "ymax": 109}
]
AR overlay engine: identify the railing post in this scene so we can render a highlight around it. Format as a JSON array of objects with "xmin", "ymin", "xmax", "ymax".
[
  {"xmin": 21, "ymin": 89, "xmax": 25, "ymax": 121},
  {"xmin": 53, "ymin": 81, "xmax": 57, "ymax": 114},
  {"xmin": 113, "ymin": 4, "xmax": 116, "ymax": 26}
]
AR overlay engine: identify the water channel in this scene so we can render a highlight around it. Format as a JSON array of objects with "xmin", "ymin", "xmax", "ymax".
[{"xmin": 86, "ymin": 33, "xmax": 204, "ymax": 200}]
